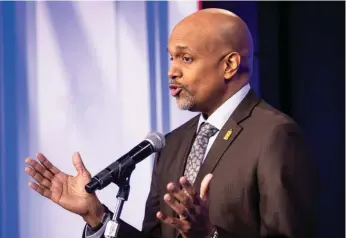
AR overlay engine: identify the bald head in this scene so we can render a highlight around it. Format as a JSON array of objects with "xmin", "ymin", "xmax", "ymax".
[
  {"xmin": 167, "ymin": 8, "xmax": 254, "ymax": 115},
  {"xmin": 171, "ymin": 8, "xmax": 254, "ymax": 73}
]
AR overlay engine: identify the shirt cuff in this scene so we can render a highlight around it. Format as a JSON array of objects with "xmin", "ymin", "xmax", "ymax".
[
  {"xmin": 211, "ymin": 229, "xmax": 218, "ymax": 238},
  {"xmin": 84, "ymin": 213, "xmax": 111, "ymax": 238}
]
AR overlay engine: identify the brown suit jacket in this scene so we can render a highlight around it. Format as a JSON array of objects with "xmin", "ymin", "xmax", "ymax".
[{"xmin": 141, "ymin": 89, "xmax": 320, "ymax": 238}]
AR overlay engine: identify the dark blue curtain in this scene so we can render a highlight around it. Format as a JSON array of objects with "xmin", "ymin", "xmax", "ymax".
[{"xmin": 258, "ymin": 3, "xmax": 345, "ymax": 238}]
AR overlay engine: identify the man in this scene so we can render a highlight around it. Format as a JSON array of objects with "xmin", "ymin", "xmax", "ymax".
[{"xmin": 24, "ymin": 8, "xmax": 319, "ymax": 238}]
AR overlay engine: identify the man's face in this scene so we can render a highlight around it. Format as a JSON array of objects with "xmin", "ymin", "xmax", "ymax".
[{"xmin": 167, "ymin": 23, "xmax": 226, "ymax": 112}]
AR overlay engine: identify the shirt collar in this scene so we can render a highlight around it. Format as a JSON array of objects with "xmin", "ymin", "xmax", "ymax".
[{"xmin": 197, "ymin": 83, "xmax": 251, "ymax": 132}]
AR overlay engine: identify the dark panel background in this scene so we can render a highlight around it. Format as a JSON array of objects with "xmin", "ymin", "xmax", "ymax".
[{"xmin": 202, "ymin": 2, "xmax": 345, "ymax": 238}]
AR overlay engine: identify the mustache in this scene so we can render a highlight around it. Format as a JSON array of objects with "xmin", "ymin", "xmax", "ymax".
[{"xmin": 169, "ymin": 79, "xmax": 185, "ymax": 88}]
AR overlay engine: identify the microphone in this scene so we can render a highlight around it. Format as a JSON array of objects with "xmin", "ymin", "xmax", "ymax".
[{"xmin": 85, "ymin": 132, "xmax": 165, "ymax": 194}]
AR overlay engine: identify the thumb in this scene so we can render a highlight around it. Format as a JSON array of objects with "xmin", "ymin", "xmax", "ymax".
[
  {"xmin": 72, "ymin": 152, "xmax": 89, "ymax": 176},
  {"xmin": 200, "ymin": 173, "xmax": 213, "ymax": 201}
]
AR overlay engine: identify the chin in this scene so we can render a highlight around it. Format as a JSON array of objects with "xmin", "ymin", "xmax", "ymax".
[{"xmin": 176, "ymin": 99, "xmax": 196, "ymax": 111}]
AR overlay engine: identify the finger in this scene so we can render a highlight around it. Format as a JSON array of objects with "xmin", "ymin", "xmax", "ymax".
[
  {"xmin": 28, "ymin": 181, "xmax": 52, "ymax": 199},
  {"xmin": 36, "ymin": 153, "xmax": 60, "ymax": 175},
  {"xmin": 180, "ymin": 177, "xmax": 199, "ymax": 205},
  {"xmin": 156, "ymin": 211, "xmax": 184, "ymax": 230},
  {"xmin": 167, "ymin": 183, "xmax": 195, "ymax": 213},
  {"xmin": 72, "ymin": 152, "xmax": 89, "ymax": 176},
  {"xmin": 25, "ymin": 166, "xmax": 52, "ymax": 189},
  {"xmin": 25, "ymin": 157, "xmax": 54, "ymax": 180},
  {"xmin": 163, "ymin": 193, "xmax": 192, "ymax": 219},
  {"xmin": 200, "ymin": 173, "xmax": 213, "ymax": 201}
]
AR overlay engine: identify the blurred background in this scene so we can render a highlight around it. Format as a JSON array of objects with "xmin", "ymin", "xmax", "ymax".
[{"xmin": 0, "ymin": 1, "xmax": 344, "ymax": 238}]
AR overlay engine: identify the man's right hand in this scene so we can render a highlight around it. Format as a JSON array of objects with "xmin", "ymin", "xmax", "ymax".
[{"xmin": 25, "ymin": 152, "xmax": 105, "ymax": 228}]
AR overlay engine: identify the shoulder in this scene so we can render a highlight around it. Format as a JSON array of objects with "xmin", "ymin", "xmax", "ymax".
[
  {"xmin": 240, "ymin": 98, "xmax": 308, "ymax": 157},
  {"xmin": 254, "ymin": 100, "xmax": 298, "ymax": 126},
  {"xmin": 248, "ymin": 99, "xmax": 302, "ymax": 135},
  {"xmin": 248, "ymin": 99, "xmax": 311, "ymax": 159}
]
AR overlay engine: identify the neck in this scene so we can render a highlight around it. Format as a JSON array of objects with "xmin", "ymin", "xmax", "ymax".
[{"xmin": 200, "ymin": 76, "xmax": 248, "ymax": 117}]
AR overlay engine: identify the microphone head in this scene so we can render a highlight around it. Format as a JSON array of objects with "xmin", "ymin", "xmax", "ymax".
[{"xmin": 145, "ymin": 132, "xmax": 166, "ymax": 152}]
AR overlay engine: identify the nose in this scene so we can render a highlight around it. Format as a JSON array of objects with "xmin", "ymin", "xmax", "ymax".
[{"xmin": 168, "ymin": 64, "xmax": 182, "ymax": 80}]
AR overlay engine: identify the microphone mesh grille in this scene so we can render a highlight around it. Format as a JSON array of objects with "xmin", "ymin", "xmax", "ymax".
[{"xmin": 145, "ymin": 132, "xmax": 166, "ymax": 152}]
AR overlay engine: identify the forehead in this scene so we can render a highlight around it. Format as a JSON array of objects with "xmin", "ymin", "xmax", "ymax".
[{"xmin": 168, "ymin": 23, "xmax": 215, "ymax": 55}]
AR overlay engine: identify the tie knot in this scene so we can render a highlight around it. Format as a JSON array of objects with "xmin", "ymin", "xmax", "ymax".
[{"xmin": 198, "ymin": 122, "xmax": 218, "ymax": 138}]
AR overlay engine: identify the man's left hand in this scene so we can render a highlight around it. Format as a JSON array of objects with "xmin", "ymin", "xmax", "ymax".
[{"xmin": 156, "ymin": 174, "xmax": 215, "ymax": 238}]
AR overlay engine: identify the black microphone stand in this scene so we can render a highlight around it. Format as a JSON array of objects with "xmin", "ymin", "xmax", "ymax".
[{"xmin": 104, "ymin": 164, "xmax": 134, "ymax": 238}]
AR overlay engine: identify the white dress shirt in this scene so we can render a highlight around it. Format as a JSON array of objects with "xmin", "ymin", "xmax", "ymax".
[{"xmin": 85, "ymin": 83, "xmax": 251, "ymax": 238}]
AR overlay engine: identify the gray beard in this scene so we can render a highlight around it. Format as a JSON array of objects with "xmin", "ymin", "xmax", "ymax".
[{"xmin": 175, "ymin": 89, "xmax": 196, "ymax": 110}]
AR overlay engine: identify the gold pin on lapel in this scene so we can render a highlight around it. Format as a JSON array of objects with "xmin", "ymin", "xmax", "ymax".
[{"xmin": 223, "ymin": 129, "xmax": 233, "ymax": 140}]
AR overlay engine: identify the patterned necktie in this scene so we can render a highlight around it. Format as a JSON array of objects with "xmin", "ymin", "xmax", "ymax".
[{"xmin": 184, "ymin": 122, "xmax": 219, "ymax": 184}]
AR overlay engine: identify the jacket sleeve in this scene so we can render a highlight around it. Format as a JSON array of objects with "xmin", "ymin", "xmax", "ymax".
[
  {"xmin": 82, "ymin": 213, "xmax": 110, "ymax": 238},
  {"xmin": 82, "ymin": 212, "xmax": 143, "ymax": 238},
  {"xmin": 257, "ymin": 123, "xmax": 320, "ymax": 238}
]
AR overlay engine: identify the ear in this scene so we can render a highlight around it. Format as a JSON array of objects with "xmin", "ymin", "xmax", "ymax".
[{"xmin": 223, "ymin": 52, "xmax": 241, "ymax": 81}]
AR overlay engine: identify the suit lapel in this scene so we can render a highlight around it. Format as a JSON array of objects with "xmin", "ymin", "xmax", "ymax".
[{"xmin": 193, "ymin": 89, "xmax": 260, "ymax": 190}]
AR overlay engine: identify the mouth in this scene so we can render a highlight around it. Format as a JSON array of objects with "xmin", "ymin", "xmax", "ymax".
[{"xmin": 169, "ymin": 84, "xmax": 183, "ymax": 97}]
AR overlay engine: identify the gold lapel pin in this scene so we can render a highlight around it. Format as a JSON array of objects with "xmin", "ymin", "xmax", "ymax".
[{"xmin": 223, "ymin": 129, "xmax": 233, "ymax": 140}]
